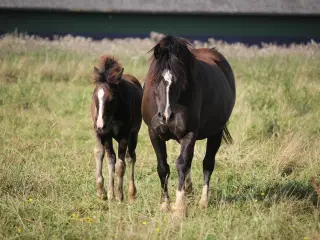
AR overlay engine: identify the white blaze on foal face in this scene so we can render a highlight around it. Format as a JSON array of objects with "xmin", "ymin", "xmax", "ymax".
[
  {"xmin": 96, "ymin": 88, "xmax": 105, "ymax": 128},
  {"xmin": 162, "ymin": 69, "xmax": 173, "ymax": 120}
]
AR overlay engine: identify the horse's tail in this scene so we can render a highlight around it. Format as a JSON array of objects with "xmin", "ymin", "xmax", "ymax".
[
  {"xmin": 222, "ymin": 125, "xmax": 233, "ymax": 144},
  {"xmin": 93, "ymin": 55, "xmax": 124, "ymax": 85}
]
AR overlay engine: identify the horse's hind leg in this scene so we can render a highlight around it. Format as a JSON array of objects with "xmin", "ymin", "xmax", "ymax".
[
  {"xmin": 115, "ymin": 138, "xmax": 128, "ymax": 202},
  {"xmin": 94, "ymin": 137, "xmax": 107, "ymax": 199},
  {"xmin": 184, "ymin": 169, "xmax": 193, "ymax": 194},
  {"xmin": 126, "ymin": 131, "xmax": 138, "ymax": 203},
  {"xmin": 199, "ymin": 131, "xmax": 223, "ymax": 208},
  {"xmin": 149, "ymin": 128, "xmax": 170, "ymax": 211}
]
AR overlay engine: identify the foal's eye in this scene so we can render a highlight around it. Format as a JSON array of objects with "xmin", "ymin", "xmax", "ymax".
[{"xmin": 164, "ymin": 81, "xmax": 169, "ymax": 86}]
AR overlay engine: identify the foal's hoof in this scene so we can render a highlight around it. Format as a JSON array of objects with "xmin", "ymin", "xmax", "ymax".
[
  {"xmin": 199, "ymin": 198, "xmax": 208, "ymax": 209},
  {"xmin": 97, "ymin": 189, "xmax": 107, "ymax": 200},
  {"xmin": 107, "ymin": 191, "xmax": 115, "ymax": 201}
]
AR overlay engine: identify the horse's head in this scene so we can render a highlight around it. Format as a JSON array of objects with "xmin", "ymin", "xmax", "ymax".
[
  {"xmin": 92, "ymin": 56, "xmax": 124, "ymax": 133},
  {"xmin": 151, "ymin": 36, "xmax": 194, "ymax": 124}
]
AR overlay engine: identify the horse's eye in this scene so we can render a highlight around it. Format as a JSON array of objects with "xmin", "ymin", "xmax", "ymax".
[{"xmin": 164, "ymin": 81, "xmax": 169, "ymax": 86}]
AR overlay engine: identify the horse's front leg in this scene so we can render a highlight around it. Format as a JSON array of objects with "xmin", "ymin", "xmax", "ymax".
[
  {"xmin": 116, "ymin": 138, "xmax": 128, "ymax": 202},
  {"xmin": 94, "ymin": 137, "xmax": 107, "ymax": 199},
  {"xmin": 148, "ymin": 128, "xmax": 170, "ymax": 211},
  {"xmin": 172, "ymin": 132, "xmax": 196, "ymax": 216}
]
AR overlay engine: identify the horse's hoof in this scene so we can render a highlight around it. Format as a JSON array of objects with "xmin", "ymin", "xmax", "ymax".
[
  {"xmin": 160, "ymin": 201, "xmax": 170, "ymax": 211},
  {"xmin": 171, "ymin": 202, "xmax": 187, "ymax": 218},
  {"xmin": 128, "ymin": 183, "xmax": 137, "ymax": 203},
  {"xmin": 184, "ymin": 184, "xmax": 193, "ymax": 195},
  {"xmin": 199, "ymin": 198, "xmax": 208, "ymax": 209}
]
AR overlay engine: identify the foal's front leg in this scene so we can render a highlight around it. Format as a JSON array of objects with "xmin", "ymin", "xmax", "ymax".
[
  {"xmin": 115, "ymin": 138, "xmax": 128, "ymax": 202},
  {"xmin": 94, "ymin": 137, "xmax": 107, "ymax": 199},
  {"xmin": 104, "ymin": 138, "xmax": 116, "ymax": 200},
  {"xmin": 172, "ymin": 132, "xmax": 196, "ymax": 216}
]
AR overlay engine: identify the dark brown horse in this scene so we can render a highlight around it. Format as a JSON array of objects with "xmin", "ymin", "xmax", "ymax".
[
  {"xmin": 142, "ymin": 36, "xmax": 236, "ymax": 214},
  {"xmin": 91, "ymin": 55, "xmax": 142, "ymax": 202}
]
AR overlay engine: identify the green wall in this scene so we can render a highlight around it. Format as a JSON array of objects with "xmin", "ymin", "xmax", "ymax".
[{"xmin": 1, "ymin": 9, "xmax": 319, "ymax": 43}]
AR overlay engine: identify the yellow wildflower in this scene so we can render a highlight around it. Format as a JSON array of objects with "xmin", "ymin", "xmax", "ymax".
[
  {"xmin": 142, "ymin": 221, "xmax": 147, "ymax": 225},
  {"xmin": 17, "ymin": 228, "xmax": 22, "ymax": 233}
]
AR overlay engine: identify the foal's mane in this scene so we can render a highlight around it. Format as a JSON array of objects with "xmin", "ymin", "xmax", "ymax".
[
  {"xmin": 93, "ymin": 55, "xmax": 123, "ymax": 85},
  {"xmin": 148, "ymin": 36, "xmax": 195, "ymax": 88}
]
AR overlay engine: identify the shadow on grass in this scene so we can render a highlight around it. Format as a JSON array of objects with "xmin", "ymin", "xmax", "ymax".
[{"xmin": 210, "ymin": 180, "xmax": 319, "ymax": 207}]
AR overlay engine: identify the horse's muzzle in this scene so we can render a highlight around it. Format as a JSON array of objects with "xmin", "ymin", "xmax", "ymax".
[{"xmin": 157, "ymin": 111, "xmax": 173, "ymax": 124}]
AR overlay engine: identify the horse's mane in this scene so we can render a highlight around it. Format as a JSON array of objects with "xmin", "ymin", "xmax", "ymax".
[
  {"xmin": 93, "ymin": 55, "xmax": 123, "ymax": 85},
  {"xmin": 148, "ymin": 36, "xmax": 195, "ymax": 89}
]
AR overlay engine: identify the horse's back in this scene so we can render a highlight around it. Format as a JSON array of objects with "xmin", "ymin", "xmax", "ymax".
[
  {"xmin": 123, "ymin": 74, "xmax": 143, "ymax": 93},
  {"xmin": 193, "ymin": 48, "xmax": 235, "ymax": 95},
  {"xmin": 192, "ymin": 48, "xmax": 236, "ymax": 138}
]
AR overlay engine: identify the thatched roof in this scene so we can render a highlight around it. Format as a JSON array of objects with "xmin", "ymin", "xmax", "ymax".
[{"xmin": 0, "ymin": 0, "xmax": 319, "ymax": 15}]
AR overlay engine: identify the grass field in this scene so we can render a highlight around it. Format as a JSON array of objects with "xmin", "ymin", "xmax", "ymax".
[{"xmin": 0, "ymin": 34, "xmax": 319, "ymax": 240}]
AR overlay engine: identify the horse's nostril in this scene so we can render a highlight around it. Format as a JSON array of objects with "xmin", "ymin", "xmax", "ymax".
[{"xmin": 157, "ymin": 112, "xmax": 166, "ymax": 122}]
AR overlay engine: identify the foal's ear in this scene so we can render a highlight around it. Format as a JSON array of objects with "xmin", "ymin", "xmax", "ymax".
[
  {"xmin": 109, "ymin": 67, "xmax": 124, "ymax": 85},
  {"xmin": 93, "ymin": 67, "xmax": 103, "ymax": 83},
  {"xmin": 154, "ymin": 44, "xmax": 161, "ymax": 60},
  {"xmin": 93, "ymin": 67, "xmax": 100, "ymax": 75}
]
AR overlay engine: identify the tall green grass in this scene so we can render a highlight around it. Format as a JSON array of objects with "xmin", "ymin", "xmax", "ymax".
[{"xmin": 0, "ymin": 34, "xmax": 319, "ymax": 239}]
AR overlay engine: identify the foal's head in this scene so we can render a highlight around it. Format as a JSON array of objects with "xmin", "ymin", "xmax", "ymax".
[
  {"xmin": 150, "ymin": 36, "xmax": 194, "ymax": 124},
  {"xmin": 92, "ymin": 56, "xmax": 124, "ymax": 133}
]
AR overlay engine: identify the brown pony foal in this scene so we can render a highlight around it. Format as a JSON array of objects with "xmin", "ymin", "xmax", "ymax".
[{"xmin": 91, "ymin": 56, "xmax": 142, "ymax": 202}]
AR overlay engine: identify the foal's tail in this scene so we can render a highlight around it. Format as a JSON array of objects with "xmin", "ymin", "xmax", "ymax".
[{"xmin": 222, "ymin": 126, "xmax": 233, "ymax": 144}]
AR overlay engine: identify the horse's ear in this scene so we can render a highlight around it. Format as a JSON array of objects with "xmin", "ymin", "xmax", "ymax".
[
  {"xmin": 109, "ymin": 67, "xmax": 124, "ymax": 85},
  {"xmin": 154, "ymin": 44, "xmax": 161, "ymax": 60}
]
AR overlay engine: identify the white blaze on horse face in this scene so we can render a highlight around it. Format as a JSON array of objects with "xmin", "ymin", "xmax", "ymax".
[
  {"xmin": 162, "ymin": 69, "xmax": 173, "ymax": 120},
  {"xmin": 96, "ymin": 88, "xmax": 104, "ymax": 129}
]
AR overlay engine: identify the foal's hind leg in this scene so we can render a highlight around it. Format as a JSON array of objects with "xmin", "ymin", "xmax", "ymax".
[
  {"xmin": 126, "ymin": 131, "xmax": 138, "ymax": 203},
  {"xmin": 115, "ymin": 138, "xmax": 128, "ymax": 202},
  {"xmin": 94, "ymin": 137, "xmax": 107, "ymax": 199},
  {"xmin": 199, "ymin": 131, "xmax": 223, "ymax": 208}
]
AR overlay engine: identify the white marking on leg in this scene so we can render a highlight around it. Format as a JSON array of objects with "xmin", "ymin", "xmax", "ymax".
[
  {"xmin": 162, "ymin": 69, "xmax": 173, "ymax": 120},
  {"xmin": 176, "ymin": 190, "xmax": 185, "ymax": 203},
  {"xmin": 94, "ymin": 146, "xmax": 106, "ymax": 198},
  {"xmin": 200, "ymin": 184, "xmax": 209, "ymax": 208},
  {"xmin": 107, "ymin": 160, "xmax": 115, "ymax": 199},
  {"xmin": 96, "ymin": 88, "xmax": 104, "ymax": 128}
]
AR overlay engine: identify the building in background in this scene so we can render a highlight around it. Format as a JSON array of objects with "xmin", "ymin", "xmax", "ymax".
[{"xmin": 0, "ymin": 0, "xmax": 319, "ymax": 45}]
